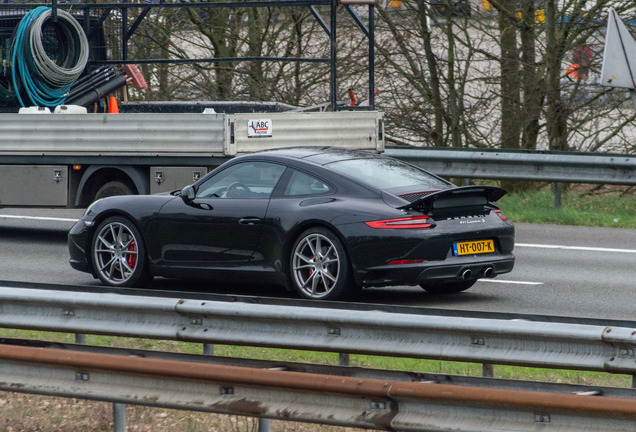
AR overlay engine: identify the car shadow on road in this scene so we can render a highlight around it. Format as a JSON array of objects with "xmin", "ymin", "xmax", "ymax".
[
  {"xmin": 359, "ymin": 286, "xmax": 501, "ymax": 307},
  {"xmin": 0, "ymin": 226, "xmax": 69, "ymax": 244},
  {"xmin": 148, "ymin": 278, "xmax": 500, "ymax": 307}
]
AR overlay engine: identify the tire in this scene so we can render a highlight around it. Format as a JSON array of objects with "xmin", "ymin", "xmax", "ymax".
[
  {"xmin": 91, "ymin": 216, "xmax": 152, "ymax": 287},
  {"xmin": 289, "ymin": 227, "xmax": 353, "ymax": 301},
  {"xmin": 94, "ymin": 181, "xmax": 134, "ymax": 201},
  {"xmin": 420, "ymin": 279, "xmax": 477, "ymax": 295}
]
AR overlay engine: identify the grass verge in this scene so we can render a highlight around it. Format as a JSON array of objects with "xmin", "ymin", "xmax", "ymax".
[{"xmin": 497, "ymin": 184, "xmax": 636, "ymax": 229}]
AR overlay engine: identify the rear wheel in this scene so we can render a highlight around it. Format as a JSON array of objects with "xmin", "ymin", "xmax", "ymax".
[
  {"xmin": 91, "ymin": 216, "xmax": 151, "ymax": 287},
  {"xmin": 289, "ymin": 227, "xmax": 353, "ymax": 300},
  {"xmin": 420, "ymin": 280, "xmax": 477, "ymax": 295}
]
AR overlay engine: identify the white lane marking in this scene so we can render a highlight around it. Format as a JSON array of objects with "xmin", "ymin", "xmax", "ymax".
[
  {"xmin": 516, "ymin": 243, "xmax": 636, "ymax": 254},
  {"xmin": 479, "ymin": 279, "xmax": 544, "ymax": 286},
  {"xmin": 0, "ymin": 215, "xmax": 78, "ymax": 223}
]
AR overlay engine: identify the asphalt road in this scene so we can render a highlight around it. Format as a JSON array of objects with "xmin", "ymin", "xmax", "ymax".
[{"xmin": 0, "ymin": 209, "xmax": 635, "ymax": 320}]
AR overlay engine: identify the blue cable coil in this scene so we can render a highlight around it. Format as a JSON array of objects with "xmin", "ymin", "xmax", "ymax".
[{"xmin": 11, "ymin": 7, "xmax": 89, "ymax": 107}]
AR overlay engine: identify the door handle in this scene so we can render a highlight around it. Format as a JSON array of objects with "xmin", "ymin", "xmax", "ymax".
[
  {"xmin": 195, "ymin": 202, "xmax": 213, "ymax": 210},
  {"xmin": 238, "ymin": 217, "xmax": 261, "ymax": 226}
]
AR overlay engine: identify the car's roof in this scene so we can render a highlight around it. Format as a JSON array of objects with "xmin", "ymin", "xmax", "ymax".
[{"xmin": 245, "ymin": 146, "xmax": 383, "ymax": 165}]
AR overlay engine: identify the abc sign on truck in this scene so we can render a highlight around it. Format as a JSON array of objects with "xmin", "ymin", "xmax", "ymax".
[{"xmin": 247, "ymin": 119, "xmax": 272, "ymax": 138}]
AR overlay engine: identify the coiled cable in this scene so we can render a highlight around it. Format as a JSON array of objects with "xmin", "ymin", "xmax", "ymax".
[{"xmin": 11, "ymin": 6, "xmax": 89, "ymax": 107}]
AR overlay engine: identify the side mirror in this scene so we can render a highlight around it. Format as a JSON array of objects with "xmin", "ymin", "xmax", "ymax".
[{"xmin": 180, "ymin": 185, "xmax": 196, "ymax": 203}]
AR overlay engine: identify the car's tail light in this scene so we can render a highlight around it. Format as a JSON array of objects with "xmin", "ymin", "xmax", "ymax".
[
  {"xmin": 494, "ymin": 209, "xmax": 507, "ymax": 221},
  {"xmin": 365, "ymin": 216, "xmax": 433, "ymax": 229}
]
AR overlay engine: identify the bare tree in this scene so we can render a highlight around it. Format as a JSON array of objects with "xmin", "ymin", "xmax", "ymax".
[{"xmin": 375, "ymin": 1, "xmax": 488, "ymax": 147}]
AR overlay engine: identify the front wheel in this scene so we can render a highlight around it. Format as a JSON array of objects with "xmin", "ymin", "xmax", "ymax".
[
  {"xmin": 289, "ymin": 227, "xmax": 353, "ymax": 300},
  {"xmin": 91, "ymin": 216, "xmax": 151, "ymax": 287},
  {"xmin": 420, "ymin": 279, "xmax": 477, "ymax": 295}
]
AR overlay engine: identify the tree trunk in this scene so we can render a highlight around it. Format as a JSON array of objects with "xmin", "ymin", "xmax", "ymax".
[
  {"xmin": 519, "ymin": 0, "xmax": 542, "ymax": 151},
  {"xmin": 545, "ymin": 0, "xmax": 569, "ymax": 151},
  {"xmin": 417, "ymin": 3, "xmax": 445, "ymax": 147},
  {"xmin": 499, "ymin": 0, "xmax": 521, "ymax": 150}
]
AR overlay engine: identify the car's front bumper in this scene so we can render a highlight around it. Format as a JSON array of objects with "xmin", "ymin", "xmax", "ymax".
[{"xmin": 68, "ymin": 219, "xmax": 93, "ymax": 275}]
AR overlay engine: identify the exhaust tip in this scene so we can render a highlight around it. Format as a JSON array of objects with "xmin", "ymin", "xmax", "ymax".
[
  {"xmin": 482, "ymin": 267, "xmax": 495, "ymax": 278},
  {"xmin": 460, "ymin": 269, "xmax": 472, "ymax": 280}
]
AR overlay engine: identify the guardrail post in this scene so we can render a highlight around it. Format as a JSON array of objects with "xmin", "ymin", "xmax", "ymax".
[
  {"xmin": 75, "ymin": 333, "xmax": 126, "ymax": 431},
  {"xmin": 553, "ymin": 182, "xmax": 562, "ymax": 209},
  {"xmin": 258, "ymin": 418, "xmax": 271, "ymax": 432},
  {"xmin": 339, "ymin": 353, "xmax": 350, "ymax": 366},
  {"xmin": 201, "ymin": 344, "xmax": 269, "ymax": 431},
  {"xmin": 113, "ymin": 403, "xmax": 126, "ymax": 432},
  {"xmin": 483, "ymin": 363, "xmax": 494, "ymax": 378}
]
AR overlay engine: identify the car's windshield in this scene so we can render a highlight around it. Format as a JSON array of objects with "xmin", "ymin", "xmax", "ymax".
[{"xmin": 326, "ymin": 158, "xmax": 450, "ymax": 190}]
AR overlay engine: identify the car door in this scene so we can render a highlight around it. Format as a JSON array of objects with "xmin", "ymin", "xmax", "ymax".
[{"xmin": 150, "ymin": 161, "xmax": 286, "ymax": 270}]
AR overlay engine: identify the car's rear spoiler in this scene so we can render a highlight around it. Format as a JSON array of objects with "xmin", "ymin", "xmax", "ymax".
[{"xmin": 398, "ymin": 186, "xmax": 507, "ymax": 211}]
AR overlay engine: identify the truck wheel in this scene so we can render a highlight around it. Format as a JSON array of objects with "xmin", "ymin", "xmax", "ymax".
[
  {"xmin": 91, "ymin": 216, "xmax": 152, "ymax": 287},
  {"xmin": 94, "ymin": 181, "xmax": 134, "ymax": 201}
]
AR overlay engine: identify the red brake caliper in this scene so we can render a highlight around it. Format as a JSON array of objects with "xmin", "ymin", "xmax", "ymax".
[
  {"xmin": 309, "ymin": 255, "xmax": 313, "ymax": 276},
  {"xmin": 127, "ymin": 241, "xmax": 137, "ymax": 268}
]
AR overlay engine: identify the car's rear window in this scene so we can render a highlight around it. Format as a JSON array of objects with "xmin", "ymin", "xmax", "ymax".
[{"xmin": 326, "ymin": 158, "xmax": 449, "ymax": 190}]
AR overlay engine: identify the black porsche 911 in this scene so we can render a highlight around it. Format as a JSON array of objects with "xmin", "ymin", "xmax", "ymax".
[{"xmin": 68, "ymin": 147, "xmax": 515, "ymax": 300}]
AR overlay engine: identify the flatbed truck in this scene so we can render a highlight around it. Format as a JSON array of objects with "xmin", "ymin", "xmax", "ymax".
[{"xmin": 0, "ymin": 109, "xmax": 384, "ymax": 207}]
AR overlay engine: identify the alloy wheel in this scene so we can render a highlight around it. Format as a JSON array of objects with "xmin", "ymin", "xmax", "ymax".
[
  {"xmin": 93, "ymin": 221, "xmax": 140, "ymax": 285},
  {"xmin": 292, "ymin": 233, "xmax": 341, "ymax": 299}
]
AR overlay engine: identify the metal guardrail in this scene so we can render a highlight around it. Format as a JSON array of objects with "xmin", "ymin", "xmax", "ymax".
[
  {"xmin": 384, "ymin": 146, "xmax": 636, "ymax": 185},
  {"xmin": 2, "ymin": 342, "xmax": 636, "ymax": 432},
  {"xmin": 0, "ymin": 287, "xmax": 635, "ymax": 374},
  {"xmin": 2, "ymin": 287, "xmax": 636, "ymax": 431}
]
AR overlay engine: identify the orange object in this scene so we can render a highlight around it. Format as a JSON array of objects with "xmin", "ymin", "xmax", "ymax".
[
  {"xmin": 347, "ymin": 88, "xmax": 357, "ymax": 106},
  {"xmin": 566, "ymin": 63, "xmax": 581, "ymax": 81},
  {"xmin": 108, "ymin": 96, "xmax": 119, "ymax": 114}
]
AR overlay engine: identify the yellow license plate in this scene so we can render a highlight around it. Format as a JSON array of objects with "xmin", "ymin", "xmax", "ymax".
[{"xmin": 453, "ymin": 240, "xmax": 495, "ymax": 256}]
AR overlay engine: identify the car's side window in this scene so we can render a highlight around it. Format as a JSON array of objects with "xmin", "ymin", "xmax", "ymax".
[
  {"xmin": 196, "ymin": 162, "xmax": 286, "ymax": 199},
  {"xmin": 283, "ymin": 170, "xmax": 331, "ymax": 196}
]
